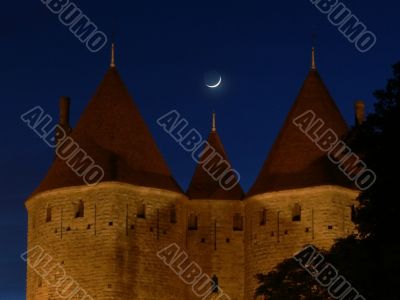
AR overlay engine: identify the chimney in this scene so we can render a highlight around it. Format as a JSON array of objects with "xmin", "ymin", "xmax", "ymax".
[
  {"xmin": 60, "ymin": 97, "xmax": 70, "ymax": 127},
  {"xmin": 354, "ymin": 100, "xmax": 365, "ymax": 125},
  {"xmin": 56, "ymin": 97, "xmax": 72, "ymax": 144}
]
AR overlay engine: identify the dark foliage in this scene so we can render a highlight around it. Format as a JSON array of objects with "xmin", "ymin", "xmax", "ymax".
[{"xmin": 256, "ymin": 62, "xmax": 400, "ymax": 300}]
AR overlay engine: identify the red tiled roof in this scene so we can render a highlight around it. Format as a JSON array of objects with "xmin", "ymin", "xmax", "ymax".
[
  {"xmin": 33, "ymin": 67, "xmax": 182, "ymax": 195},
  {"xmin": 248, "ymin": 69, "xmax": 353, "ymax": 196},
  {"xmin": 187, "ymin": 127, "xmax": 244, "ymax": 200}
]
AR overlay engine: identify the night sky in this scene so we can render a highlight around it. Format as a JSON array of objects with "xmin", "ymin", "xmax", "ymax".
[{"xmin": 1, "ymin": 1, "xmax": 399, "ymax": 298}]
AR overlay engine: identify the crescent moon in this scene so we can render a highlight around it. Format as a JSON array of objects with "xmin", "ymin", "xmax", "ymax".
[{"xmin": 206, "ymin": 76, "xmax": 222, "ymax": 88}]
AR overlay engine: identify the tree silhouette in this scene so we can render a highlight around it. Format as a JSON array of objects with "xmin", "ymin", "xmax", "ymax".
[{"xmin": 256, "ymin": 61, "xmax": 400, "ymax": 300}]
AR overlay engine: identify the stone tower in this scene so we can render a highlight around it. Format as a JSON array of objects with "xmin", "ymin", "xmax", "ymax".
[
  {"xmin": 25, "ymin": 57, "xmax": 188, "ymax": 299},
  {"xmin": 24, "ymin": 48, "xmax": 359, "ymax": 300},
  {"xmin": 244, "ymin": 50, "xmax": 359, "ymax": 298},
  {"xmin": 186, "ymin": 112, "xmax": 245, "ymax": 300}
]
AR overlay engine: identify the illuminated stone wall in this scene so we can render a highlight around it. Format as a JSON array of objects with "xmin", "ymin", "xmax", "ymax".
[
  {"xmin": 185, "ymin": 200, "xmax": 245, "ymax": 300},
  {"xmin": 244, "ymin": 186, "xmax": 358, "ymax": 299},
  {"xmin": 26, "ymin": 182, "xmax": 187, "ymax": 300},
  {"xmin": 25, "ymin": 183, "xmax": 357, "ymax": 300}
]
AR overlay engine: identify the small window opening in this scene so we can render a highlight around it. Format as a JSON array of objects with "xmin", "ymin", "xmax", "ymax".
[
  {"xmin": 188, "ymin": 213, "xmax": 198, "ymax": 230},
  {"xmin": 170, "ymin": 205, "xmax": 177, "ymax": 224},
  {"xmin": 137, "ymin": 203, "xmax": 146, "ymax": 219},
  {"xmin": 211, "ymin": 275, "xmax": 219, "ymax": 293},
  {"xmin": 46, "ymin": 206, "xmax": 52, "ymax": 223},
  {"xmin": 233, "ymin": 213, "xmax": 243, "ymax": 231},
  {"xmin": 260, "ymin": 208, "xmax": 267, "ymax": 225},
  {"xmin": 292, "ymin": 203, "xmax": 301, "ymax": 221},
  {"xmin": 75, "ymin": 200, "xmax": 84, "ymax": 218}
]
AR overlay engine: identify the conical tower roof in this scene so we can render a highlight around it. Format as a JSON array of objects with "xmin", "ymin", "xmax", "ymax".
[
  {"xmin": 248, "ymin": 51, "xmax": 352, "ymax": 196},
  {"xmin": 187, "ymin": 113, "xmax": 244, "ymax": 200},
  {"xmin": 34, "ymin": 63, "xmax": 181, "ymax": 195}
]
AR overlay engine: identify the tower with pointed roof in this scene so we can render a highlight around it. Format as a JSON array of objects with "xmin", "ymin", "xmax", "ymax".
[
  {"xmin": 186, "ymin": 112, "xmax": 245, "ymax": 299},
  {"xmin": 25, "ymin": 46, "xmax": 188, "ymax": 300},
  {"xmin": 244, "ymin": 49, "xmax": 358, "ymax": 298},
  {"xmin": 24, "ymin": 46, "xmax": 359, "ymax": 300}
]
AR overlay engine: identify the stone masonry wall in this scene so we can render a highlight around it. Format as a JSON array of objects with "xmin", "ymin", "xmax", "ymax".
[
  {"xmin": 26, "ymin": 182, "xmax": 187, "ymax": 300},
  {"xmin": 26, "ymin": 184, "xmax": 357, "ymax": 300},
  {"xmin": 185, "ymin": 200, "xmax": 245, "ymax": 300},
  {"xmin": 244, "ymin": 185, "xmax": 358, "ymax": 299}
]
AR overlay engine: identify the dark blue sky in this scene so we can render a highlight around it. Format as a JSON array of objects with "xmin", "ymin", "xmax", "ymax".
[{"xmin": 1, "ymin": 0, "xmax": 399, "ymax": 298}]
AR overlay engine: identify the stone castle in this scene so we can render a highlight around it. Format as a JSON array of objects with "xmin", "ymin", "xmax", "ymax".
[{"xmin": 25, "ymin": 47, "xmax": 360, "ymax": 300}]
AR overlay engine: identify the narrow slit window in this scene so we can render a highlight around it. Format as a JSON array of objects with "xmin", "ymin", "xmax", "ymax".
[
  {"xmin": 75, "ymin": 200, "xmax": 84, "ymax": 218},
  {"xmin": 259, "ymin": 208, "xmax": 267, "ymax": 225},
  {"xmin": 170, "ymin": 205, "xmax": 177, "ymax": 224},
  {"xmin": 233, "ymin": 213, "xmax": 243, "ymax": 231},
  {"xmin": 188, "ymin": 213, "xmax": 198, "ymax": 230},
  {"xmin": 351, "ymin": 205, "xmax": 357, "ymax": 222},
  {"xmin": 292, "ymin": 203, "xmax": 301, "ymax": 222},
  {"xmin": 46, "ymin": 206, "xmax": 52, "ymax": 223}
]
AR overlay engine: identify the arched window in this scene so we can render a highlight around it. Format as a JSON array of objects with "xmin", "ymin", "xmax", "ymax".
[
  {"xmin": 75, "ymin": 200, "xmax": 84, "ymax": 218},
  {"xmin": 46, "ymin": 206, "xmax": 52, "ymax": 223},
  {"xmin": 211, "ymin": 275, "xmax": 219, "ymax": 293},
  {"xmin": 292, "ymin": 203, "xmax": 301, "ymax": 221}
]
